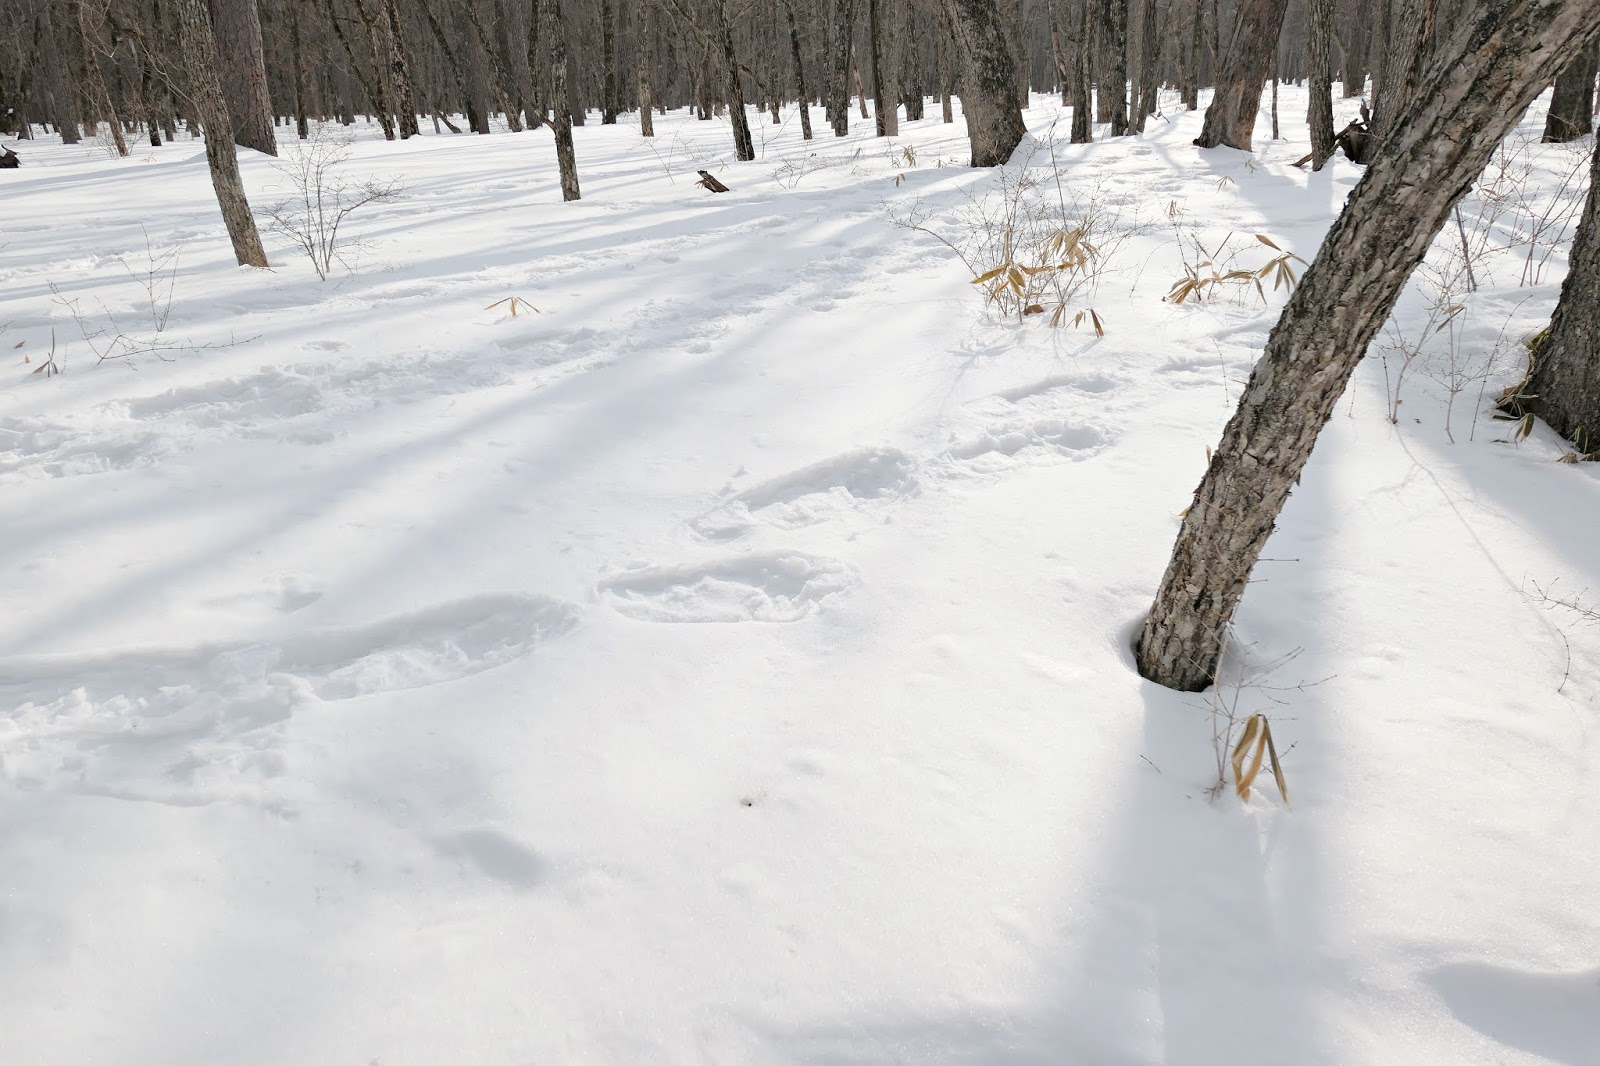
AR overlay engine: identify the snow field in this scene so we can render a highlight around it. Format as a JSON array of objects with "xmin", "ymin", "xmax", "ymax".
[{"xmin": 1, "ymin": 90, "xmax": 1597, "ymax": 1064}]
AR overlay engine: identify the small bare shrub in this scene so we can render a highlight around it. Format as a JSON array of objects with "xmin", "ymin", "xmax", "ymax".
[{"xmin": 267, "ymin": 133, "xmax": 401, "ymax": 280}]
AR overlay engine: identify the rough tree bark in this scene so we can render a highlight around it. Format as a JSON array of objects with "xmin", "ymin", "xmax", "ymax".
[
  {"xmin": 784, "ymin": 0, "xmax": 814, "ymax": 140},
  {"xmin": 1137, "ymin": 0, "xmax": 1600, "ymax": 692},
  {"xmin": 383, "ymin": 0, "xmax": 421, "ymax": 137},
  {"xmin": 1308, "ymin": 0, "xmax": 1334, "ymax": 167},
  {"xmin": 868, "ymin": 0, "xmax": 898, "ymax": 135},
  {"xmin": 1525, "ymin": 138, "xmax": 1600, "ymax": 454},
  {"xmin": 1369, "ymin": 0, "xmax": 1429, "ymax": 157},
  {"xmin": 714, "ymin": 0, "xmax": 756, "ymax": 160},
  {"xmin": 207, "ymin": 0, "xmax": 276, "ymax": 155},
  {"xmin": 547, "ymin": 0, "xmax": 581, "ymax": 200},
  {"xmin": 600, "ymin": 0, "xmax": 619, "ymax": 123},
  {"xmin": 1134, "ymin": 0, "xmax": 1158, "ymax": 131},
  {"xmin": 828, "ymin": 0, "xmax": 856, "ymax": 135},
  {"xmin": 1193, "ymin": 0, "xmax": 1290, "ymax": 150},
  {"xmin": 175, "ymin": 0, "xmax": 269, "ymax": 267},
  {"xmin": 1097, "ymin": 0, "xmax": 1130, "ymax": 134},
  {"xmin": 941, "ymin": 0, "xmax": 1027, "ymax": 166},
  {"xmin": 1543, "ymin": 40, "xmax": 1600, "ymax": 143},
  {"xmin": 1072, "ymin": 0, "xmax": 1093, "ymax": 142}
]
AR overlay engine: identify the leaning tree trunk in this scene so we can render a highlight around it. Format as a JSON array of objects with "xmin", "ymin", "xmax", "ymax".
[
  {"xmin": 1137, "ymin": 0, "xmax": 1600, "ymax": 692},
  {"xmin": 1194, "ymin": 0, "xmax": 1289, "ymax": 150},
  {"xmin": 868, "ymin": 0, "xmax": 898, "ymax": 135},
  {"xmin": 828, "ymin": 0, "xmax": 856, "ymax": 135},
  {"xmin": 547, "ymin": 0, "xmax": 581, "ymax": 200},
  {"xmin": 1525, "ymin": 138, "xmax": 1600, "ymax": 454},
  {"xmin": 1308, "ymin": 0, "xmax": 1335, "ymax": 168},
  {"xmin": 207, "ymin": 0, "xmax": 276, "ymax": 155},
  {"xmin": 942, "ymin": 0, "xmax": 1027, "ymax": 166},
  {"xmin": 785, "ymin": 0, "xmax": 814, "ymax": 139},
  {"xmin": 175, "ymin": 0, "xmax": 269, "ymax": 267},
  {"xmin": 714, "ymin": 0, "xmax": 756, "ymax": 160},
  {"xmin": 1543, "ymin": 40, "xmax": 1600, "ymax": 143}
]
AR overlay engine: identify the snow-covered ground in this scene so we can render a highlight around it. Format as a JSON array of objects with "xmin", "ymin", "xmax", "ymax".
[{"xmin": 2, "ymin": 88, "xmax": 1597, "ymax": 1065}]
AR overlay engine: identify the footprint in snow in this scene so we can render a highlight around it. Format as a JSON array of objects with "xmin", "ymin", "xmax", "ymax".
[
  {"xmin": 690, "ymin": 446, "xmax": 919, "ymax": 540},
  {"xmin": 598, "ymin": 552, "xmax": 857, "ymax": 623},
  {"xmin": 938, "ymin": 418, "xmax": 1111, "ymax": 475},
  {"xmin": 0, "ymin": 594, "xmax": 578, "ymax": 806}
]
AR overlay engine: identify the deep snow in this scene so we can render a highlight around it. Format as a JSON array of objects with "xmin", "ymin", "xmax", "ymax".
[{"xmin": 1, "ymin": 88, "xmax": 1597, "ymax": 1065}]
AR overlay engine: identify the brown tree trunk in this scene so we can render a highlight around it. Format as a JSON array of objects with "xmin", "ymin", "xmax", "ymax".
[
  {"xmin": 1180, "ymin": 0, "xmax": 1201, "ymax": 110},
  {"xmin": 175, "ymin": 0, "xmax": 269, "ymax": 267},
  {"xmin": 942, "ymin": 0, "xmax": 1027, "ymax": 166},
  {"xmin": 1543, "ymin": 40, "xmax": 1600, "ymax": 143},
  {"xmin": 1370, "ymin": 0, "xmax": 1428, "ymax": 156},
  {"xmin": 1137, "ymin": 0, "xmax": 1600, "ymax": 692},
  {"xmin": 290, "ymin": 8, "xmax": 311, "ymax": 139},
  {"xmin": 1097, "ymin": 0, "xmax": 1130, "ymax": 134},
  {"xmin": 828, "ymin": 0, "xmax": 856, "ymax": 135},
  {"xmin": 548, "ymin": 0, "xmax": 581, "ymax": 200},
  {"xmin": 1341, "ymin": 0, "xmax": 1371, "ymax": 97},
  {"xmin": 384, "ymin": 0, "xmax": 422, "ymax": 137},
  {"xmin": 1072, "ymin": 0, "xmax": 1093, "ymax": 141},
  {"xmin": 1048, "ymin": 0, "xmax": 1074, "ymax": 102},
  {"xmin": 1526, "ymin": 139, "xmax": 1600, "ymax": 454},
  {"xmin": 600, "ymin": 0, "xmax": 619, "ymax": 123},
  {"xmin": 785, "ymin": 0, "xmax": 814, "ymax": 139},
  {"xmin": 206, "ymin": 0, "xmax": 276, "ymax": 154},
  {"xmin": 1193, "ymin": 0, "xmax": 1289, "ymax": 150},
  {"xmin": 1135, "ymin": 0, "xmax": 1158, "ymax": 131},
  {"xmin": 716, "ymin": 1, "xmax": 756, "ymax": 160},
  {"xmin": 1308, "ymin": 0, "xmax": 1335, "ymax": 167},
  {"xmin": 868, "ymin": 0, "xmax": 898, "ymax": 135}
]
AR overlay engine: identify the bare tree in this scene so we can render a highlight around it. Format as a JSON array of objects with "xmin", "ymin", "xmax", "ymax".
[
  {"xmin": 1138, "ymin": 0, "xmax": 1600, "ymax": 691},
  {"xmin": 1194, "ymin": 0, "xmax": 1289, "ymax": 150},
  {"xmin": 176, "ymin": 0, "xmax": 270, "ymax": 266},
  {"xmin": 1307, "ymin": 0, "xmax": 1335, "ymax": 167},
  {"xmin": 1521, "ymin": 138, "xmax": 1600, "ymax": 454},
  {"xmin": 942, "ymin": 0, "xmax": 1026, "ymax": 165},
  {"xmin": 208, "ymin": 0, "xmax": 278, "ymax": 154},
  {"xmin": 1543, "ymin": 40, "xmax": 1599, "ymax": 143}
]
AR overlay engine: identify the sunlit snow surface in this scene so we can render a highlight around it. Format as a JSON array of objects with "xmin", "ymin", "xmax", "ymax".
[{"xmin": 1, "ymin": 90, "xmax": 1597, "ymax": 1065}]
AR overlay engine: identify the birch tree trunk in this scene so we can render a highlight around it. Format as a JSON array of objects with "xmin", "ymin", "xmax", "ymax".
[
  {"xmin": 1137, "ymin": 0, "xmax": 1600, "ymax": 692},
  {"xmin": 175, "ymin": 0, "xmax": 269, "ymax": 267}
]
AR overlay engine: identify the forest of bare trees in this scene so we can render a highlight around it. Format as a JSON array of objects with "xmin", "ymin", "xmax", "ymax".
[
  {"xmin": 4, "ymin": 0, "xmax": 1599, "ymax": 694},
  {"xmin": 0, "ymin": 1, "xmax": 1515, "ymax": 176}
]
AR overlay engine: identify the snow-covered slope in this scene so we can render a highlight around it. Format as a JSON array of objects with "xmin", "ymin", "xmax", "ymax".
[{"xmin": 1, "ymin": 91, "xmax": 1596, "ymax": 1065}]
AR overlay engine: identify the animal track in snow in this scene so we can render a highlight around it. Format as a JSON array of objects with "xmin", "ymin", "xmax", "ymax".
[
  {"xmin": 0, "ymin": 594, "xmax": 578, "ymax": 805},
  {"xmin": 597, "ymin": 552, "xmax": 857, "ymax": 623},
  {"xmin": 691, "ymin": 446, "xmax": 919, "ymax": 540},
  {"xmin": 939, "ymin": 418, "xmax": 1110, "ymax": 474}
]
